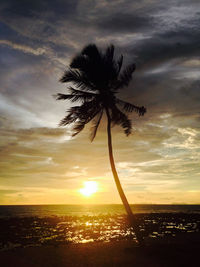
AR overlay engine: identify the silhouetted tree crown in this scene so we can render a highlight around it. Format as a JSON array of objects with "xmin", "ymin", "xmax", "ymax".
[{"xmin": 55, "ymin": 44, "xmax": 146, "ymax": 141}]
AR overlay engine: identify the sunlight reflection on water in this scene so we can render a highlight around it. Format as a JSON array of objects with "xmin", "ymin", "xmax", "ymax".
[{"xmin": 0, "ymin": 213, "xmax": 199, "ymax": 250}]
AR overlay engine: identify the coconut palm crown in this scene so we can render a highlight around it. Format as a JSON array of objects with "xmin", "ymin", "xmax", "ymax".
[{"xmin": 55, "ymin": 44, "xmax": 146, "ymax": 139}]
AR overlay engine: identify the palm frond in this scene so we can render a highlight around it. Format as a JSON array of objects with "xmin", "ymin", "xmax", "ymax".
[
  {"xmin": 81, "ymin": 44, "xmax": 101, "ymax": 62},
  {"xmin": 59, "ymin": 111, "xmax": 78, "ymax": 126},
  {"xmin": 68, "ymin": 87, "xmax": 97, "ymax": 96},
  {"xmin": 59, "ymin": 104, "xmax": 89, "ymax": 126},
  {"xmin": 60, "ymin": 69, "xmax": 79, "ymax": 83},
  {"xmin": 90, "ymin": 109, "xmax": 103, "ymax": 142},
  {"xmin": 54, "ymin": 88, "xmax": 98, "ymax": 103},
  {"xmin": 63, "ymin": 51, "xmax": 104, "ymax": 91},
  {"xmin": 71, "ymin": 106, "xmax": 102, "ymax": 136},
  {"xmin": 103, "ymin": 45, "xmax": 121, "ymax": 84},
  {"xmin": 111, "ymin": 106, "xmax": 132, "ymax": 136},
  {"xmin": 117, "ymin": 55, "xmax": 123, "ymax": 75},
  {"xmin": 54, "ymin": 93, "xmax": 90, "ymax": 103},
  {"xmin": 78, "ymin": 99, "xmax": 101, "ymax": 118},
  {"xmin": 79, "ymin": 45, "xmax": 109, "ymax": 89},
  {"xmin": 70, "ymin": 55, "xmax": 88, "ymax": 70},
  {"xmin": 116, "ymin": 99, "xmax": 146, "ymax": 116},
  {"xmin": 59, "ymin": 69, "xmax": 95, "ymax": 92},
  {"xmin": 105, "ymin": 45, "xmax": 114, "ymax": 63},
  {"xmin": 116, "ymin": 63, "xmax": 136, "ymax": 89},
  {"xmin": 53, "ymin": 93, "xmax": 80, "ymax": 102},
  {"xmin": 60, "ymin": 97, "xmax": 101, "ymax": 127},
  {"xmin": 71, "ymin": 121, "xmax": 86, "ymax": 137}
]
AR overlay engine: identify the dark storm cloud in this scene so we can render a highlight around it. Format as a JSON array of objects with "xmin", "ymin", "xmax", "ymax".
[
  {"xmin": 1, "ymin": 0, "xmax": 200, "ymax": 127},
  {"xmin": 133, "ymin": 29, "xmax": 200, "ymax": 68},
  {"xmin": 180, "ymin": 80, "xmax": 200, "ymax": 101},
  {"xmin": 1, "ymin": 0, "xmax": 78, "ymax": 19},
  {"xmin": 0, "ymin": 0, "xmax": 81, "ymax": 54},
  {"xmin": 96, "ymin": 12, "xmax": 154, "ymax": 33},
  {"xmin": 2, "ymin": 0, "xmax": 199, "ymax": 69}
]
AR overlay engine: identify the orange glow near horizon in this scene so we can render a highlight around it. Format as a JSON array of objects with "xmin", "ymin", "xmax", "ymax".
[{"xmin": 79, "ymin": 181, "xmax": 98, "ymax": 197}]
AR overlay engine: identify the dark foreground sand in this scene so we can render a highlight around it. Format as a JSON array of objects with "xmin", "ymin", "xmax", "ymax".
[{"xmin": 0, "ymin": 233, "xmax": 199, "ymax": 267}]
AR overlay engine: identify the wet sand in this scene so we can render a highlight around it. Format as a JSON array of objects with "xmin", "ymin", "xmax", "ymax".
[{"xmin": 0, "ymin": 233, "xmax": 199, "ymax": 267}]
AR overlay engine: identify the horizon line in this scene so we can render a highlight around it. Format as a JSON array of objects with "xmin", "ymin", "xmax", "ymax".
[{"xmin": 1, "ymin": 203, "xmax": 200, "ymax": 206}]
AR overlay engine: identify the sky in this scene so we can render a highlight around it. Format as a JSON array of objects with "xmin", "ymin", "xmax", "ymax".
[{"xmin": 0, "ymin": 0, "xmax": 200, "ymax": 205}]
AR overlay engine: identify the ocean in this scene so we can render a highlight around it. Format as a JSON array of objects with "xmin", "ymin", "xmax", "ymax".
[
  {"xmin": 0, "ymin": 205, "xmax": 199, "ymax": 250},
  {"xmin": 0, "ymin": 204, "xmax": 200, "ymax": 218}
]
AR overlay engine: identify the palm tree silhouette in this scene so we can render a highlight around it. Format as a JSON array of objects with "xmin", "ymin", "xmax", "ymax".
[{"xmin": 55, "ymin": 44, "xmax": 146, "ymax": 244}]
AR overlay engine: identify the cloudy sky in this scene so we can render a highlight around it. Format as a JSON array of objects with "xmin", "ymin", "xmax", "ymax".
[{"xmin": 0, "ymin": 0, "xmax": 200, "ymax": 205}]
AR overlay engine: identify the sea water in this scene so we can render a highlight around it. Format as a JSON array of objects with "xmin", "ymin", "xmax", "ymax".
[
  {"xmin": 0, "ymin": 204, "xmax": 200, "ymax": 218},
  {"xmin": 0, "ymin": 205, "xmax": 199, "ymax": 250}
]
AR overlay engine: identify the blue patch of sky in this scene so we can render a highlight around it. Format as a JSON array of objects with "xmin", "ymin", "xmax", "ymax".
[{"xmin": 0, "ymin": 21, "xmax": 18, "ymax": 39}]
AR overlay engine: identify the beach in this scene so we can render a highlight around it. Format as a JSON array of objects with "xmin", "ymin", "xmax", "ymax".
[
  {"xmin": 1, "ymin": 233, "xmax": 200, "ymax": 267},
  {"xmin": 0, "ymin": 208, "xmax": 199, "ymax": 266}
]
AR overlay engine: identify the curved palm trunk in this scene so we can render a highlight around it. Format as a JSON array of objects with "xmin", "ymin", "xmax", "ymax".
[{"xmin": 105, "ymin": 108, "xmax": 143, "ymax": 244}]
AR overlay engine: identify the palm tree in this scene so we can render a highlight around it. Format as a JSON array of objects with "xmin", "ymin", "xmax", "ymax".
[{"xmin": 55, "ymin": 44, "xmax": 146, "ymax": 244}]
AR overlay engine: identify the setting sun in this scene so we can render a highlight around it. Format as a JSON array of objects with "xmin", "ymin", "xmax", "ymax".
[{"xmin": 80, "ymin": 181, "xmax": 98, "ymax": 197}]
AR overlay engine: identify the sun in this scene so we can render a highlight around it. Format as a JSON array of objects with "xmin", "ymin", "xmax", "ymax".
[{"xmin": 79, "ymin": 181, "xmax": 98, "ymax": 197}]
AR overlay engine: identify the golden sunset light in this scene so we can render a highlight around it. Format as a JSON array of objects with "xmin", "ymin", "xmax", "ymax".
[
  {"xmin": 0, "ymin": 1, "xmax": 200, "ymax": 266},
  {"xmin": 80, "ymin": 181, "xmax": 98, "ymax": 197}
]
